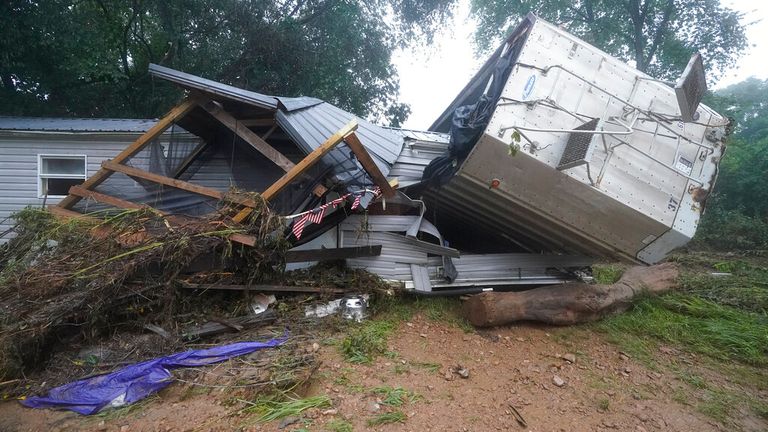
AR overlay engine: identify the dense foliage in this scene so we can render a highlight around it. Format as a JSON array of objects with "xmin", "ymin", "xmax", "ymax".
[
  {"xmin": 695, "ymin": 78, "xmax": 768, "ymax": 249},
  {"xmin": 469, "ymin": 0, "xmax": 748, "ymax": 82},
  {"xmin": 0, "ymin": 0, "xmax": 453, "ymax": 125}
]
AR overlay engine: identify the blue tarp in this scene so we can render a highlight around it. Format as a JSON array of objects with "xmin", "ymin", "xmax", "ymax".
[{"xmin": 21, "ymin": 337, "xmax": 287, "ymax": 415}]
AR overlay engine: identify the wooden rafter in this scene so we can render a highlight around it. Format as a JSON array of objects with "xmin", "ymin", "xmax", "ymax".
[
  {"xmin": 102, "ymin": 161, "xmax": 258, "ymax": 208},
  {"xmin": 69, "ymin": 185, "xmax": 150, "ymax": 211},
  {"xmin": 200, "ymin": 100, "xmax": 295, "ymax": 172},
  {"xmin": 261, "ymin": 120, "xmax": 358, "ymax": 201},
  {"xmin": 58, "ymin": 97, "xmax": 199, "ymax": 209},
  {"xmin": 344, "ymin": 132, "xmax": 397, "ymax": 198}
]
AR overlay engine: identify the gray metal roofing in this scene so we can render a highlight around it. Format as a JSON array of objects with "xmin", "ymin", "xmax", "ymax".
[
  {"xmin": 148, "ymin": 63, "xmax": 278, "ymax": 110},
  {"xmin": 276, "ymin": 102, "xmax": 404, "ymax": 176},
  {"xmin": 0, "ymin": 116, "xmax": 158, "ymax": 133}
]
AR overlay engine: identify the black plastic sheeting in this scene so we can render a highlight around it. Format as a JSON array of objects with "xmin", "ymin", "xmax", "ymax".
[{"xmin": 422, "ymin": 17, "xmax": 534, "ymax": 187}]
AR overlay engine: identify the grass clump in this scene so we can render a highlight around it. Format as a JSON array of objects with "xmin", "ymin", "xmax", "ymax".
[
  {"xmin": 241, "ymin": 394, "xmax": 331, "ymax": 422},
  {"xmin": 367, "ymin": 411, "xmax": 406, "ymax": 426},
  {"xmin": 592, "ymin": 263, "xmax": 625, "ymax": 284},
  {"xmin": 599, "ymin": 294, "xmax": 767, "ymax": 366},
  {"xmin": 371, "ymin": 386, "xmax": 420, "ymax": 406},
  {"xmin": 339, "ymin": 320, "xmax": 395, "ymax": 363},
  {"xmin": 326, "ymin": 418, "xmax": 354, "ymax": 432}
]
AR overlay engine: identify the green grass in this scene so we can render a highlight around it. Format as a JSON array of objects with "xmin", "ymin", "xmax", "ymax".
[
  {"xmin": 326, "ymin": 418, "xmax": 354, "ymax": 432},
  {"xmin": 592, "ymin": 263, "xmax": 625, "ymax": 284},
  {"xmin": 370, "ymin": 386, "xmax": 421, "ymax": 407},
  {"xmin": 241, "ymin": 394, "xmax": 331, "ymax": 422},
  {"xmin": 339, "ymin": 320, "xmax": 395, "ymax": 363},
  {"xmin": 598, "ymin": 294, "xmax": 767, "ymax": 366},
  {"xmin": 413, "ymin": 361, "xmax": 441, "ymax": 373},
  {"xmin": 367, "ymin": 411, "xmax": 406, "ymax": 426},
  {"xmin": 339, "ymin": 295, "xmax": 474, "ymax": 363},
  {"xmin": 597, "ymin": 398, "xmax": 610, "ymax": 411},
  {"xmin": 696, "ymin": 389, "xmax": 739, "ymax": 423}
]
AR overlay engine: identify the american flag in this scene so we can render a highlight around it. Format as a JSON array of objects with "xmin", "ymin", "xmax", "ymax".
[
  {"xmin": 308, "ymin": 205, "xmax": 326, "ymax": 225},
  {"xmin": 350, "ymin": 194, "xmax": 362, "ymax": 210},
  {"xmin": 291, "ymin": 213, "xmax": 310, "ymax": 239}
]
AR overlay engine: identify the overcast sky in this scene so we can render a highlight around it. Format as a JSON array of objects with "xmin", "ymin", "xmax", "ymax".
[{"xmin": 393, "ymin": 0, "xmax": 768, "ymax": 130}]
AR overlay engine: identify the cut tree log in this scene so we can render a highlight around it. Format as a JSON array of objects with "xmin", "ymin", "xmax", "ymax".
[{"xmin": 462, "ymin": 263, "xmax": 679, "ymax": 327}]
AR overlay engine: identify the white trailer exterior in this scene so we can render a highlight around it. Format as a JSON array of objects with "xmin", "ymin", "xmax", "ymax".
[{"xmin": 427, "ymin": 15, "xmax": 728, "ymax": 264}]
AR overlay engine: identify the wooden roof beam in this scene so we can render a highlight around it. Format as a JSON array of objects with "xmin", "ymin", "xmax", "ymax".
[
  {"xmin": 344, "ymin": 132, "xmax": 397, "ymax": 198},
  {"xmin": 57, "ymin": 96, "xmax": 199, "ymax": 209}
]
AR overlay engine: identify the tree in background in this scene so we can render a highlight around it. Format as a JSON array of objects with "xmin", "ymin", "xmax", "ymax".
[
  {"xmin": 0, "ymin": 0, "xmax": 453, "ymax": 125},
  {"xmin": 695, "ymin": 78, "xmax": 768, "ymax": 249},
  {"xmin": 469, "ymin": 0, "xmax": 748, "ymax": 83}
]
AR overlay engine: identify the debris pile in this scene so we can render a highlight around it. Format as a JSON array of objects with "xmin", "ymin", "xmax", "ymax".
[{"xmin": 0, "ymin": 193, "xmax": 286, "ymax": 381}]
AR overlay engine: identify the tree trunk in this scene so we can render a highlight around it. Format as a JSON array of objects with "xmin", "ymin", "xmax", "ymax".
[{"xmin": 462, "ymin": 263, "xmax": 679, "ymax": 327}]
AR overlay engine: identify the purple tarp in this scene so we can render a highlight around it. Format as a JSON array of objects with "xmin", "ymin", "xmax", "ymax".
[{"xmin": 21, "ymin": 336, "xmax": 287, "ymax": 415}]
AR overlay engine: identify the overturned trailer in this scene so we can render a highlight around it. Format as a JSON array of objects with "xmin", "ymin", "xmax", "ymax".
[
  {"xmin": 49, "ymin": 14, "xmax": 726, "ymax": 295},
  {"xmin": 422, "ymin": 14, "xmax": 728, "ymax": 264}
]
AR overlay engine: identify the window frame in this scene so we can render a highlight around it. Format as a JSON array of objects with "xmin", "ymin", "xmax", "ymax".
[{"xmin": 37, "ymin": 154, "xmax": 88, "ymax": 199}]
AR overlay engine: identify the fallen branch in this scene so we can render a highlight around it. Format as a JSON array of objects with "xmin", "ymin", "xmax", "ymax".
[{"xmin": 463, "ymin": 263, "xmax": 679, "ymax": 327}]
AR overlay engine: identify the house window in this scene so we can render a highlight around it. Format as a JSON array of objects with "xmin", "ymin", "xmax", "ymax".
[{"xmin": 38, "ymin": 155, "xmax": 87, "ymax": 198}]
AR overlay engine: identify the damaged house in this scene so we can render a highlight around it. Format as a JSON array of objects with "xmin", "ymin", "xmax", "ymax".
[{"xmin": 5, "ymin": 14, "xmax": 728, "ymax": 294}]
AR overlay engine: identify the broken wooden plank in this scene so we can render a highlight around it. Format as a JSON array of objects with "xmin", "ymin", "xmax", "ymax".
[
  {"xmin": 144, "ymin": 324, "xmax": 172, "ymax": 340},
  {"xmin": 344, "ymin": 132, "xmax": 397, "ymax": 198},
  {"xmin": 69, "ymin": 185, "xmax": 149, "ymax": 211},
  {"xmin": 210, "ymin": 317, "xmax": 244, "ymax": 332},
  {"xmin": 179, "ymin": 283, "xmax": 345, "ymax": 294},
  {"xmin": 285, "ymin": 245, "xmax": 382, "ymax": 263},
  {"xmin": 102, "ymin": 160, "xmax": 257, "ymax": 208},
  {"xmin": 200, "ymin": 100, "xmax": 295, "ymax": 172},
  {"xmin": 58, "ymin": 97, "xmax": 199, "ymax": 209},
  {"xmin": 261, "ymin": 120, "xmax": 358, "ymax": 201},
  {"xmin": 182, "ymin": 310, "xmax": 277, "ymax": 340}
]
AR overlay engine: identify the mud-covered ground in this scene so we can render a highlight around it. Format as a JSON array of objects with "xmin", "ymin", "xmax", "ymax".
[{"xmin": 2, "ymin": 309, "xmax": 765, "ymax": 432}]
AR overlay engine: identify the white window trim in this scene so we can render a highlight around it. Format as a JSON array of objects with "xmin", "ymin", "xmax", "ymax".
[{"xmin": 37, "ymin": 154, "xmax": 88, "ymax": 199}]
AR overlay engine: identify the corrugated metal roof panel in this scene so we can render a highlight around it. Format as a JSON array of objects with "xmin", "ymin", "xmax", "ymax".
[
  {"xmin": 390, "ymin": 139, "xmax": 450, "ymax": 186},
  {"xmin": 0, "ymin": 117, "xmax": 157, "ymax": 133},
  {"xmin": 276, "ymin": 102, "xmax": 404, "ymax": 178},
  {"xmin": 276, "ymin": 96, "xmax": 324, "ymax": 112},
  {"xmin": 148, "ymin": 63, "xmax": 278, "ymax": 110},
  {"xmin": 385, "ymin": 127, "xmax": 450, "ymax": 143}
]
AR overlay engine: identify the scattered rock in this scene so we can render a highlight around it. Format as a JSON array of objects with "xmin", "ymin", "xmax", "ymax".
[
  {"xmin": 97, "ymin": 421, "xmax": 107, "ymax": 431},
  {"xmin": 367, "ymin": 401, "xmax": 381, "ymax": 413},
  {"xmin": 515, "ymin": 337, "xmax": 525, "ymax": 342},
  {"xmin": 120, "ymin": 426, "xmax": 129, "ymax": 432},
  {"xmin": 624, "ymin": 367, "xmax": 632, "ymax": 374},
  {"xmin": 311, "ymin": 342, "xmax": 320, "ymax": 352},
  {"xmin": 321, "ymin": 409, "xmax": 338, "ymax": 415},
  {"xmin": 552, "ymin": 375, "xmax": 566, "ymax": 387},
  {"xmin": 278, "ymin": 416, "xmax": 300, "ymax": 429},
  {"xmin": 420, "ymin": 333, "xmax": 428, "ymax": 338},
  {"xmin": 601, "ymin": 420, "xmax": 618, "ymax": 429},
  {"xmin": 455, "ymin": 365, "xmax": 470, "ymax": 379},
  {"xmin": 637, "ymin": 413, "xmax": 650, "ymax": 423},
  {"xmin": 563, "ymin": 353, "xmax": 576, "ymax": 363}
]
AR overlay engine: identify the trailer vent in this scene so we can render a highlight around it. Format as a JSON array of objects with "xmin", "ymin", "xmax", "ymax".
[
  {"xmin": 675, "ymin": 53, "xmax": 706, "ymax": 122},
  {"xmin": 558, "ymin": 118, "xmax": 599, "ymax": 170}
]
